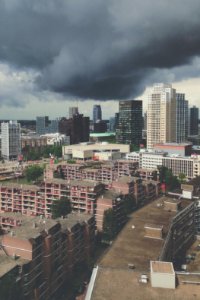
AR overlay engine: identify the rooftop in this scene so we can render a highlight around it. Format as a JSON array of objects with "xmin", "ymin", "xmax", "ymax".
[
  {"xmin": 91, "ymin": 196, "xmax": 197, "ymax": 300},
  {"xmin": 114, "ymin": 176, "xmax": 134, "ymax": 184},
  {"xmin": 0, "ymin": 182, "xmax": 40, "ymax": 191},
  {"xmin": 0, "ymin": 250, "xmax": 27, "ymax": 278},
  {"xmin": 3, "ymin": 216, "xmax": 57, "ymax": 240},
  {"xmin": 99, "ymin": 190, "xmax": 121, "ymax": 200},
  {"xmin": 99, "ymin": 196, "xmax": 191, "ymax": 271},
  {"xmin": 151, "ymin": 261, "xmax": 174, "ymax": 274},
  {"xmin": 57, "ymin": 213, "xmax": 93, "ymax": 231},
  {"xmin": 91, "ymin": 268, "xmax": 200, "ymax": 300}
]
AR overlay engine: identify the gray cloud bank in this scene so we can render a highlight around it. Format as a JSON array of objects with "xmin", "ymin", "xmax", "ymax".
[{"xmin": 1, "ymin": 0, "xmax": 200, "ymax": 100}]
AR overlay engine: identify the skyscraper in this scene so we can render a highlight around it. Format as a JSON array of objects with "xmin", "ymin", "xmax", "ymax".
[
  {"xmin": 1, "ymin": 121, "xmax": 21, "ymax": 160},
  {"xmin": 190, "ymin": 106, "xmax": 199, "ymax": 135},
  {"xmin": 36, "ymin": 116, "xmax": 58, "ymax": 135},
  {"xmin": 59, "ymin": 114, "xmax": 89, "ymax": 144},
  {"xmin": 147, "ymin": 84, "xmax": 176, "ymax": 149},
  {"xmin": 93, "ymin": 105, "xmax": 102, "ymax": 123},
  {"xmin": 116, "ymin": 100, "xmax": 142, "ymax": 146},
  {"xmin": 176, "ymin": 93, "xmax": 189, "ymax": 143},
  {"xmin": 69, "ymin": 107, "xmax": 79, "ymax": 119}
]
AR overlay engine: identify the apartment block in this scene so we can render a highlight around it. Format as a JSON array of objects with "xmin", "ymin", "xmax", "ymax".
[
  {"xmin": 49, "ymin": 160, "xmax": 138, "ymax": 185},
  {"xmin": 96, "ymin": 190, "xmax": 126, "ymax": 231},
  {"xmin": 0, "ymin": 212, "xmax": 95, "ymax": 300},
  {"xmin": 41, "ymin": 179, "xmax": 104, "ymax": 215}
]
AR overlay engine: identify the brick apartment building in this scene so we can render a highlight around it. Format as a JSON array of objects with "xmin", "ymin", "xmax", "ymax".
[
  {"xmin": 46, "ymin": 160, "xmax": 138, "ymax": 184},
  {"xmin": 0, "ymin": 212, "xmax": 95, "ymax": 300},
  {"xmin": 95, "ymin": 190, "xmax": 127, "ymax": 231},
  {"xmin": 0, "ymin": 180, "xmax": 104, "ymax": 218},
  {"xmin": 0, "ymin": 174, "xmax": 160, "ymax": 229}
]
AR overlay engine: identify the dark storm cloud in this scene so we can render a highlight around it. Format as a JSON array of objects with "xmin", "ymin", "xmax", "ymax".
[{"xmin": 1, "ymin": 0, "xmax": 200, "ymax": 100}]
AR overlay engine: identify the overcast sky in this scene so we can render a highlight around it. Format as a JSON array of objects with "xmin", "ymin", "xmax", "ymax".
[{"xmin": 0, "ymin": 0, "xmax": 200, "ymax": 120}]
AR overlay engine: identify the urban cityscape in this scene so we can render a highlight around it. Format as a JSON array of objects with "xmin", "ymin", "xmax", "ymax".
[
  {"xmin": 1, "ymin": 1, "xmax": 200, "ymax": 300},
  {"xmin": 0, "ymin": 83, "xmax": 199, "ymax": 300}
]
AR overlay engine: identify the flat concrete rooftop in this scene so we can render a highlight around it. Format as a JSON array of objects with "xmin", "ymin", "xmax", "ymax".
[
  {"xmin": 0, "ymin": 250, "xmax": 27, "ymax": 278},
  {"xmin": 0, "ymin": 212, "xmax": 93, "ymax": 239},
  {"xmin": 57, "ymin": 213, "xmax": 93, "ymax": 231},
  {"xmin": 151, "ymin": 261, "xmax": 174, "ymax": 274},
  {"xmin": 91, "ymin": 268, "xmax": 200, "ymax": 300},
  {"xmin": 99, "ymin": 196, "xmax": 191, "ymax": 271},
  {"xmin": 0, "ymin": 182, "xmax": 40, "ymax": 191}
]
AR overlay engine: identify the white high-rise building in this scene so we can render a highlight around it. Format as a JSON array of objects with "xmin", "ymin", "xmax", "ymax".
[
  {"xmin": 147, "ymin": 83, "xmax": 176, "ymax": 149},
  {"xmin": 176, "ymin": 93, "xmax": 189, "ymax": 143},
  {"xmin": 1, "ymin": 121, "xmax": 21, "ymax": 160}
]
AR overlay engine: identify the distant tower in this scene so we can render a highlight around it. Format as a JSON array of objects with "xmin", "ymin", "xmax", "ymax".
[
  {"xmin": 116, "ymin": 100, "xmax": 143, "ymax": 146},
  {"xmin": 69, "ymin": 107, "xmax": 79, "ymax": 119},
  {"xmin": 1, "ymin": 121, "xmax": 21, "ymax": 160},
  {"xmin": 190, "ymin": 106, "xmax": 199, "ymax": 135},
  {"xmin": 93, "ymin": 105, "xmax": 102, "ymax": 123}
]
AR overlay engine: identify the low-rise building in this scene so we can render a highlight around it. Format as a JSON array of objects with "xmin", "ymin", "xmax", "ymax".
[
  {"xmin": 62, "ymin": 142, "xmax": 130, "ymax": 161},
  {"xmin": 153, "ymin": 142, "xmax": 192, "ymax": 156},
  {"xmin": 0, "ymin": 212, "xmax": 95, "ymax": 300}
]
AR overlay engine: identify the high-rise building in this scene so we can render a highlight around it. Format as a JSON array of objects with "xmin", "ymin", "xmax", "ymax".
[
  {"xmin": 36, "ymin": 116, "xmax": 59, "ymax": 135},
  {"xmin": 176, "ymin": 93, "xmax": 189, "ymax": 143},
  {"xmin": 69, "ymin": 106, "xmax": 79, "ymax": 119},
  {"xmin": 116, "ymin": 100, "xmax": 143, "ymax": 146},
  {"xmin": 147, "ymin": 83, "xmax": 176, "ymax": 149},
  {"xmin": 143, "ymin": 112, "xmax": 147, "ymax": 130},
  {"xmin": 1, "ymin": 121, "xmax": 21, "ymax": 160},
  {"xmin": 190, "ymin": 106, "xmax": 199, "ymax": 135},
  {"xmin": 93, "ymin": 105, "xmax": 102, "ymax": 123},
  {"xmin": 59, "ymin": 114, "xmax": 90, "ymax": 144}
]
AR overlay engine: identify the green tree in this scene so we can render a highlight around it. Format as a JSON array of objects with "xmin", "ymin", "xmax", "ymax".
[
  {"xmin": 102, "ymin": 208, "xmax": 118, "ymax": 242},
  {"xmin": 25, "ymin": 165, "xmax": 44, "ymax": 182},
  {"xmin": 178, "ymin": 173, "xmax": 186, "ymax": 183},
  {"xmin": 158, "ymin": 166, "xmax": 180, "ymax": 190},
  {"xmin": 51, "ymin": 197, "xmax": 71, "ymax": 219},
  {"xmin": 130, "ymin": 144, "xmax": 140, "ymax": 152}
]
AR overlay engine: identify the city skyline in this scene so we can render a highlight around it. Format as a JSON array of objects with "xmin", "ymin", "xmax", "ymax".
[
  {"xmin": 0, "ymin": 1, "xmax": 200, "ymax": 119},
  {"xmin": 0, "ymin": 79, "xmax": 200, "ymax": 121}
]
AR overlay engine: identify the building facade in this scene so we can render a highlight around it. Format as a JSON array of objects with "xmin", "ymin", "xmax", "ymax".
[
  {"xmin": 190, "ymin": 106, "xmax": 199, "ymax": 135},
  {"xmin": 93, "ymin": 105, "xmax": 102, "ymax": 123},
  {"xmin": 68, "ymin": 106, "xmax": 79, "ymax": 118},
  {"xmin": 36, "ymin": 116, "xmax": 59, "ymax": 135},
  {"xmin": 176, "ymin": 93, "xmax": 189, "ymax": 143},
  {"xmin": 0, "ymin": 212, "xmax": 95, "ymax": 300},
  {"xmin": 147, "ymin": 84, "xmax": 176, "ymax": 149},
  {"xmin": 116, "ymin": 100, "xmax": 143, "ymax": 146},
  {"xmin": 1, "ymin": 121, "xmax": 21, "ymax": 160},
  {"xmin": 59, "ymin": 114, "xmax": 89, "ymax": 145}
]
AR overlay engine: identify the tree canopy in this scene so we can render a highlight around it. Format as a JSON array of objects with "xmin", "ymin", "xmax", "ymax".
[
  {"xmin": 22, "ymin": 145, "xmax": 62, "ymax": 161},
  {"xmin": 158, "ymin": 166, "xmax": 180, "ymax": 190},
  {"xmin": 51, "ymin": 197, "xmax": 71, "ymax": 219},
  {"xmin": 24, "ymin": 165, "xmax": 44, "ymax": 182}
]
